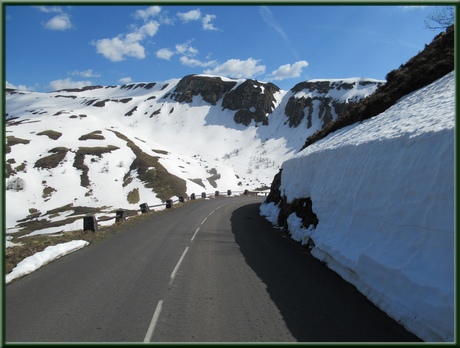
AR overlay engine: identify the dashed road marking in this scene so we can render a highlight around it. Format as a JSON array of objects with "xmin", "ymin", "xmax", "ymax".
[
  {"xmin": 143, "ymin": 300, "xmax": 163, "ymax": 343},
  {"xmin": 169, "ymin": 247, "xmax": 189, "ymax": 285},
  {"xmin": 191, "ymin": 227, "xmax": 200, "ymax": 242}
]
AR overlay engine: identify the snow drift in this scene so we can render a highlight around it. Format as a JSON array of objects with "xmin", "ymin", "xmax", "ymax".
[{"xmin": 261, "ymin": 71, "xmax": 455, "ymax": 342}]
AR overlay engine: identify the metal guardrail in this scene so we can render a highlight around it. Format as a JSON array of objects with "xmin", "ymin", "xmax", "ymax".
[{"xmin": 82, "ymin": 189, "xmax": 266, "ymax": 232}]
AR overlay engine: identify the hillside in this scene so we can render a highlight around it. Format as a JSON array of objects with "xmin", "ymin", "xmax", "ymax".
[{"xmin": 5, "ymin": 76, "xmax": 383, "ymax": 237}]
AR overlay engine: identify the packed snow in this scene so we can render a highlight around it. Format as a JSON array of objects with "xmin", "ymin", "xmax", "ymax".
[
  {"xmin": 6, "ymin": 240, "xmax": 89, "ymax": 284},
  {"xmin": 260, "ymin": 71, "xmax": 455, "ymax": 342}
]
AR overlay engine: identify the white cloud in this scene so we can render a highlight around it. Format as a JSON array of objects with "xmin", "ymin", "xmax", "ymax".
[
  {"xmin": 69, "ymin": 69, "xmax": 100, "ymax": 78},
  {"xmin": 202, "ymin": 14, "xmax": 218, "ymax": 30},
  {"xmin": 35, "ymin": 6, "xmax": 63, "ymax": 13},
  {"xmin": 204, "ymin": 58, "xmax": 266, "ymax": 79},
  {"xmin": 138, "ymin": 20, "xmax": 160, "ymax": 37},
  {"xmin": 93, "ymin": 20, "xmax": 159, "ymax": 62},
  {"xmin": 6, "ymin": 81, "xmax": 34, "ymax": 91},
  {"xmin": 44, "ymin": 13, "xmax": 72, "ymax": 30},
  {"xmin": 271, "ymin": 61, "xmax": 309, "ymax": 80},
  {"xmin": 156, "ymin": 48, "xmax": 175, "ymax": 60},
  {"xmin": 180, "ymin": 56, "xmax": 217, "ymax": 68},
  {"xmin": 400, "ymin": 6, "xmax": 427, "ymax": 11},
  {"xmin": 175, "ymin": 41, "xmax": 198, "ymax": 56},
  {"xmin": 119, "ymin": 77, "xmax": 133, "ymax": 84},
  {"xmin": 177, "ymin": 9, "xmax": 201, "ymax": 23},
  {"xmin": 134, "ymin": 6, "xmax": 161, "ymax": 21},
  {"xmin": 47, "ymin": 78, "xmax": 92, "ymax": 91}
]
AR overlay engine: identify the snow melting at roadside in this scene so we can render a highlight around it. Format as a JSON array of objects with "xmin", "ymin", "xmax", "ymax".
[
  {"xmin": 260, "ymin": 71, "xmax": 455, "ymax": 342},
  {"xmin": 6, "ymin": 240, "xmax": 89, "ymax": 284}
]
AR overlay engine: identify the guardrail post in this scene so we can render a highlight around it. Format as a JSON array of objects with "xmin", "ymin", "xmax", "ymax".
[
  {"xmin": 201, "ymin": 192, "xmax": 206, "ymax": 199},
  {"xmin": 139, "ymin": 203, "xmax": 150, "ymax": 214},
  {"xmin": 190, "ymin": 193, "xmax": 196, "ymax": 200},
  {"xmin": 244, "ymin": 189, "xmax": 249, "ymax": 195},
  {"xmin": 116, "ymin": 210, "xmax": 126, "ymax": 223},
  {"xmin": 166, "ymin": 199, "xmax": 172, "ymax": 208},
  {"xmin": 179, "ymin": 196, "xmax": 184, "ymax": 203},
  {"xmin": 215, "ymin": 191, "xmax": 219, "ymax": 197},
  {"xmin": 83, "ymin": 215, "xmax": 98, "ymax": 232},
  {"xmin": 227, "ymin": 189, "xmax": 232, "ymax": 196}
]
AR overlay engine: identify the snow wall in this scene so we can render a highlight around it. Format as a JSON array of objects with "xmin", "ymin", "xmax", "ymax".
[{"xmin": 261, "ymin": 71, "xmax": 455, "ymax": 342}]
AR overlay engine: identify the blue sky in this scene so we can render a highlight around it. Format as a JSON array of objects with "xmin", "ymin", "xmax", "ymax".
[{"xmin": 5, "ymin": 4, "xmax": 450, "ymax": 92}]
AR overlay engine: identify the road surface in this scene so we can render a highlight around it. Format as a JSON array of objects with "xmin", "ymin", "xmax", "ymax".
[{"xmin": 5, "ymin": 196, "xmax": 421, "ymax": 342}]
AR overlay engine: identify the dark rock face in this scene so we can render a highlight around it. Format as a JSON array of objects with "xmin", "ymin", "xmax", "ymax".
[
  {"xmin": 285, "ymin": 80, "xmax": 384, "ymax": 128},
  {"xmin": 222, "ymin": 80, "xmax": 280, "ymax": 126},
  {"xmin": 171, "ymin": 75, "xmax": 237, "ymax": 105},
  {"xmin": 264, "ymin": 169, "xmax": 318, "ymax": 230}
]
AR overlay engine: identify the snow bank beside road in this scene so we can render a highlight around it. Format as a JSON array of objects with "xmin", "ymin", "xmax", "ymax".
[
  {"xmin": 261, "ymin": 71, "xmax": 455, "ymax": 342},
  {"xmin": 6, "ymin": 240, "xmax": 89, "ymax": 284}
]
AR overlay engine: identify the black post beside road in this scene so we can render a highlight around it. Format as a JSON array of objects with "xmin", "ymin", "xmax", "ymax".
[
  {"xmin": 227, "ymin": 190, "xmax": 232, "ymax": 196},
  {"xmin": 202, "ymin": 192, "xmax": 206, "ymax": 199},
  {"xmin": 83, "ymin": 215, "xmax": 98, "ymax": 232},
  {"xmin": 190, "ymin": 193, "xmax": 196, "ymax": 200},
  {"xmin": 179, "ymin": 196, "xmax": 185, "ymax": 203},
  {"xmin": 166, "ymin": 200, "xmax": 173, "ymax": 209},
  {"xmin": 215, "ymin": 191, "xmax": 219, "ymax": 197},
  {"xmin": 139, "ymin": 203, "xmax": 150, "ymax": 214},
  {"xmin": 115, "ymin": 210, "xmax": 126, "ymax": 223}
]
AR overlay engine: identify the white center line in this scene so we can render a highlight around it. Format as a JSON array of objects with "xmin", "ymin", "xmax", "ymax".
[
  {"xmin": 191, "ymin": 227, "xmax": 200, "ymax": 242},
  {"xmin": 143, "ymin": 300, "xmax": 163, "ymax": 343},
  {"xmin": 169, "ymin": 247, "xmax": 189, "ymax": 285},
  {"xmin": 209, "ymin": 209, "xmax": 216, "ymax": 216},
  {"xmin": 200, "ymin": 217, "xmax": 208, "ymax": 225}
]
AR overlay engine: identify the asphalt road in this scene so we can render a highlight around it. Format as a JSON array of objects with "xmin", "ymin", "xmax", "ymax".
[{"xmin": 5, "ymin": 196, "xmax": 421, "ymax": 343}]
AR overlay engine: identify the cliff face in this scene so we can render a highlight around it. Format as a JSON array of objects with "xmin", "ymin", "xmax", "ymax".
[
  {"xmin": 170, "ymin": 75, "xmax": 237, "ymax": 105},
  {"xmin": 169, "ymin": 74, "xmax": 382, "ymax": 129},
  {"xmin": 284, "ymin": 79, "xmax": 384, "ymax": 128},
  {"xmin": 221, "ymin": 80, "xmax": 280, "ymax": 126}
]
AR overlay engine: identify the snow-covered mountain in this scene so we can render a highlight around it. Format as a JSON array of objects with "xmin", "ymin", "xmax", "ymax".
[
  {"xmin": 260, "ymin": 71, "xmax": 455, "ymax": 342},
  {"xmin": 5, "ymin": 75, "xmax": 383, "ymax": 236}
]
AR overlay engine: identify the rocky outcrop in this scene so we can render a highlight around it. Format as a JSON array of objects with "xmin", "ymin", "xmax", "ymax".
[
  {"xmin": 285, "ymin": 79, "xmax": 384, "ymax": 128},
  {"xmin": 170, "ymin": 75, "xmax": 237, "ymax": 105},
  {"xmin": 222, "ymin": 80, "xmax": 280, "ymax": 126}
]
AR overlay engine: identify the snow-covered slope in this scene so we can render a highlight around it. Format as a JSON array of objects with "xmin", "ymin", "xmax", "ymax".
[
  {"xmin": 260, "ymin": 71, "xmax": 455, "ymax": 342},
  {"xmin": 5, "ymin": 75, "xmax": 382, "ymax": 237}
]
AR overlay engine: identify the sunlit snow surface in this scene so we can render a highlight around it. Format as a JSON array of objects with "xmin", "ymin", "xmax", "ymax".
[
  {"xmin": 6, "ymin": 240, "xmax": 89, "ymax": 284},
  {"xmin": 261, "ymin": 71, "xmax": 455, "ymax": 342}
]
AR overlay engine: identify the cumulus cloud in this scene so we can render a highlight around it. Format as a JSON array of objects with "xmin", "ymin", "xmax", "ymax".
[
  {"xmin": 156, "ymin": 48, "xmax": 175, "ymax": 60},
  {"xmin": 177, "ymin": 9, "xmax": 201, "ymax": 23},
  {"xmin": 180, "ymin": 56, "xmax": 217, "ymax": 68},
  {"xmin": 156, "ymin": 41, "xmax": 198, "ymax": 61},
  {"xmin": 93, "ymin": 20, "xmax": 159, "ymax": 61},
  {"xmin": 202, "ymin": 14, "xmax": 218, "ymax": 30},
  {"xmin": 134, "ymin": 6, "xmax": 161, "ymax": 21},
  {"xmin": 69, "ymin": 69, "xmax": 100, "ymax": 78},
  {"xmin": 6, "ymin": 81, "xmax": 34, "ymax": 91},
  {"xmin": 271, "ymin": 61, "xmax": 309, "ymax": 80},
  {"xmin": 119, "ymin": 77, "xmax": 133, "ymax": 84},
  {"xmin": 44, "ymin": 13, "xmax": 73, "ymax": 30},
  {"xmin": 177, "ymin": 9, "xmax": 218, "ymax": 30},
  {"xmin": 175, "ymin": 41, "xmax": 198, "ymax": 56},
  {"xmin": 35, "ymin": 6, "xmax": 63, "ymax": 13},
  {"xmin": 47, "ymin": 78, "xmax": 92, "ymax": 91},
  {"xmin": 204, "ymin": 58, "xmax": 266, "ymax": 79}
]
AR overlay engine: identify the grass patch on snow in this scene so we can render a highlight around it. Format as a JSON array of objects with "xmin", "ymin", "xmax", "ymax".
[{"xmin": 110, "ymin": 130, "xmax": 186, "ymax": 201}]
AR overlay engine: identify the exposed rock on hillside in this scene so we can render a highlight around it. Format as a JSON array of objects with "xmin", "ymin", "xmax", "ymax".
[
  {"xmin": 285, "ymin": 79, "xmax": 384, "ymax": 128},
  {"xmin": 222, "ymin": 80, "xmax": 280, "ymax": 126},
  {"xmin": 170, "ymin": 75, "xmax": 237, "ymax": 105}
]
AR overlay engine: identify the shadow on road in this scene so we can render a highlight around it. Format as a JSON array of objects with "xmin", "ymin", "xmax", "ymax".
[{"xmin": 230, "ymin": 203, "xmax": 422, "ymax": 342}]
